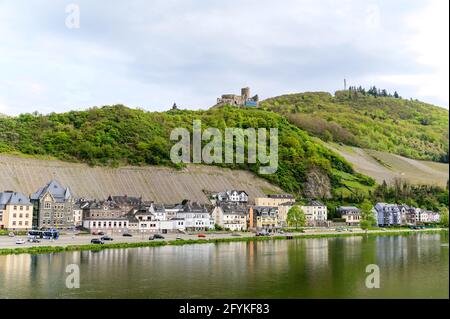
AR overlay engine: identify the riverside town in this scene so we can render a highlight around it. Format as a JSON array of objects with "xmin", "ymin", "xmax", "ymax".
[
  {"xmin": 0, "ymin": 181, "xmax": 444, "ymax": 242},
  {"xmin": 0, "ymin": 0, "xmax": 448, "ymax": 305}
]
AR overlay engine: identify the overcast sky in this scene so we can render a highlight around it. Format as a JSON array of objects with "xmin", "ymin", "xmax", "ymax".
[{"xmin": 0, "ymin": 0, "xmax": 448, "ymax": 115}]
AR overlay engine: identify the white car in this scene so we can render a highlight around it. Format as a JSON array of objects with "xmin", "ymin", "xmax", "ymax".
[{"xmin": 15, "ymin": 239, "xmax": 26, "ymax": 245}]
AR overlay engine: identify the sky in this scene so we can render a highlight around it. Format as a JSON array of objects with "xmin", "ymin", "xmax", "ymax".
[{"xmin": 0, "ymin": 0, "xmax": 448, "ymax": 115}]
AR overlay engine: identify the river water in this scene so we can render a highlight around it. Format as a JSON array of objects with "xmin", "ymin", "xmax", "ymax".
[{"xmin": 0, "ymin": 233, "xmax": 448, "ymax": 298}]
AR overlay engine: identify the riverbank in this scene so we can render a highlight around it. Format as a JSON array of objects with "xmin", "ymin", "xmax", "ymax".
[{"xmin": 0, "ymin": 228, "xmax": 447, "ymax": 256}]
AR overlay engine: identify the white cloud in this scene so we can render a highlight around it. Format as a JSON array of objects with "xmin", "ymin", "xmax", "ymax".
[{"xmin": 0, "ymin": 0, "xmax": 448, "ymax": 115}]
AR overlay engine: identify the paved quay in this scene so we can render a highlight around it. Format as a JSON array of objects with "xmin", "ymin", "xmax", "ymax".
[{"xmin": 0, "ymin": 228, "xmax": 442, "ymax": 250}]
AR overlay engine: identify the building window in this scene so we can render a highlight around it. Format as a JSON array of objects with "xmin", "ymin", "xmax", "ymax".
[{"xmin": 44, "ymin": 202, "xmax": 51, "ymax": 209}]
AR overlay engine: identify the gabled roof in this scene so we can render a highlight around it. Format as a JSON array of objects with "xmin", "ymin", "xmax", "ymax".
[
  {"xmin": 0, "ymin": 191, "xmax": 32, "ymax": 209},
  {"xmin": 252, "ymin": 206, "xmax": 278, "ymax": 216},
  {"xmin": 31, "ymin": 180, "xmax": 73, "ymax": 203},
  {"xmin": 88, "ymin": 200, "xmax": 121, "ymax": 210},
  {"xmin": 374, "ymin": 203, "xmax": 400, "ymax": 212},
  {"xmin": 220, "ymin": 204, "xmax": 246, "ymax": 215},
  {"xmin": 304, "ymin": 200, "xmax": 325, "ymax": 207},
  {"xmin": 215, "ymin": 190, "xmax": 249, "ymax": 201},
  {"xmin": 181, "ymin": 202, "xmax": 208, "ymax": 213},
  {"xmin": 108, "ymin": 195, "xmax": 142, "ymax": 206}
]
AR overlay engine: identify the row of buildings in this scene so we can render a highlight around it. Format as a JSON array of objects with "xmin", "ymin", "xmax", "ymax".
[
  {"xmin": 0, "ymin": 180, "xmax": 442, "ymax": 232},
  {"xmin": 0, "ymin": 181, "xmax": 328, "ymax": 233},
  {"xmin": 337, "ymin": 204, "xmax": 441, "ymax": 227}
]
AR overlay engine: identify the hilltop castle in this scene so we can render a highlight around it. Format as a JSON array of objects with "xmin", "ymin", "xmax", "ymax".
[{"xmin": 216, "ymin": 87, "xmax": 259, "ymax": 107}]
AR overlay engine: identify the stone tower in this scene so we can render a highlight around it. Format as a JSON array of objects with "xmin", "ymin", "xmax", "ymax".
[{"xmin": 241, "ymin": 87, "xmax": 250, "ymax": 101}]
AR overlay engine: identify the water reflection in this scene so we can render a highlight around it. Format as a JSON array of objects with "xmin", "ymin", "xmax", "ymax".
[{"xmin": 0, "ymin": 234, "xmax": 447, "ymax": 299}]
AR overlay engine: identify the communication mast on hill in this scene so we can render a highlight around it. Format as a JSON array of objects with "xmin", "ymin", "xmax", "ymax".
[{"xmin": 344, "ymin": 78, "xmax": 347, "ymax": 90}]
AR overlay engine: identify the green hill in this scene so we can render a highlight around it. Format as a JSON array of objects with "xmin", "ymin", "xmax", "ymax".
[
  {"xmin": 0, "ymin": 105, "xmax": 373, "ymax": 198},
  {"xmin": 0, "ymin": 104, "xmax": 447, "ymax": 211},
  {"xmin": 260, "ymin": 91, "xmax": 449, "ymax": 163}
]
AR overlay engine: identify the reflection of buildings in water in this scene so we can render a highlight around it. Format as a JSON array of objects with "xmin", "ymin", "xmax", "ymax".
[
  {"xmin": 282, "ymin": 238, "xmax": 330, "ymax": 295},
  {"xmin": 304, "ymin": 238, "xmax": 329, "ymax": 270},
  {"xmin": 375, "ymin": 236, "xmax": 409, "ymax": 268},
  {"xmin": 0, "ymin": 254, "xmax": 32, "ymax": 292},
  {"xmin": 31, "ymin": 253, "xmax": 76, "ymax": 297},
  {"xmin": 252, "ymin": 240, "xmax": 290, "ymax": 274},
  {"xmin": 341, "ymin": 236, "xmax": 363, "ymax": 261},
  {"xmin": 81, "ymin": 248, "xmax": 131, "ymax": 282}
]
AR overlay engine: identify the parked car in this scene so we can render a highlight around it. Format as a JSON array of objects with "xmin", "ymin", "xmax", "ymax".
[
  {"xmin": 15, "ymin": 239, "xmax": 26, "ymax": 245},
  {"xmin": 197, "ymin": 234, "xmax": 206, "ymax": 238},
  {"xmin": 28, "ymin": 237, "xmax": 40, "ymax": 243},
  {"xmin": 148, "ymin": 235, "xmax": 155, "ymax": 240},
  {"xmin": 153, "ymin": 234, "xmax": 165, "ymax": 239},
  {"xmin": 8, "ymin": 232, "xmax": 15, "ymax": 237},
  {"xmin": 100, "ymin": 236, "xmax": 113, "ymax": 241},
  {"xmin": 256, "ymin": 231, "xmax": 270, "ymax": 237},
  {"xmin": 97, "ymin": 232, "xmax": 105, "ymax": 236},
  {"xmin": 176, "ymin": 235, "xmax": 183, "ymax": 240},
  {"xmin": 122, "ymin": 233, "xmax": 133, "ymax": 237},
  {"xmin": 231, "ymin": 233, "xmax": 241, "ymax": 237},
  {"xmin": 91, "ymin": 238, "xmax": 104, "ymax": 244}
]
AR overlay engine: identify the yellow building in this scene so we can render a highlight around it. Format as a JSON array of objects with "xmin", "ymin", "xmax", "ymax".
[
  {"xmin": 251, "ymin": 206, "xmax": 279, "ymax": 230},
  {"xmin": 0, "ymin": 191, "xmax": 33, "ymax": 230},
  {"xmin": 254, "ymin": 194, "xmax": 294, "ymax": 207}
]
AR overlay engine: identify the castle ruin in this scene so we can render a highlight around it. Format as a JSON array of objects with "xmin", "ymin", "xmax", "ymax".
[{"xmin": 216, "ymin": 87, "xmax": 259, "ymax": 107}]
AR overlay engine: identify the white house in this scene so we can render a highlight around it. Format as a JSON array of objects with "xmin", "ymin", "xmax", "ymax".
[
  {"xmin": 300, "ymin": 200, "xmax": 328, "ymax": 226},
  {"xmin": 176, "ymin": 202, "xmax": 214, "ymax": 231},
  {"xmin": 428, "ymin": 211, "xmax": 441, "ymax": 223},
  {"xmin": 150, "ymin": 203, "xmax": 167, "ymax": 221},
  {"xmin": 72, "ymin": 203, "xmax": 83, "ymax": 227},
  {"xmin": 214, "ymin": 190, "xmax": 249, "ymax": 204},
  {"xmin": 212, "ymin": 204, "xmax": 247, "ymax": 231},
  {"xmin": 164, "ymin": 204, "xmax": 184, "ymax": 219},
  {"xmin": 82, "ymin": 217, "xmax": 129, "ymax": 233}
]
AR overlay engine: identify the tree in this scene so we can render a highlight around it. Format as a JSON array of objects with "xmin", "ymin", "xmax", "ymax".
[
  {"xmin": 287, "ymin": 205, "xmax": 306, "ymax": 229},
  {"xmin": 440, "ymin": 208, "xmax": 449, "ymax": 228},
  {"xmin": 360, "ymin": 200, "xmax": 376, "ymax": 230}
]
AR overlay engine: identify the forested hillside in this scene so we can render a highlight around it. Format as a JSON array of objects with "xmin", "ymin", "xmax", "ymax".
[
  {"xmin": 0, "ymin": 105, "xmax": 372, "ymax": 198},
  {"xmin": 260, "ymin": 90, "xmax": 449, "ymax": 162},
  {"xmin": 0, "ymin": 103, "xmax": 447, "ymax": 210}
]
